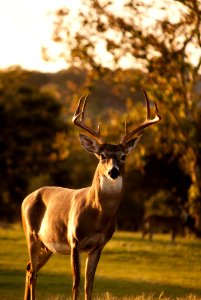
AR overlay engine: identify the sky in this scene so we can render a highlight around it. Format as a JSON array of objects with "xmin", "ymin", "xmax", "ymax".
[
  {"xmin": 0, "ymin": 0, "xmax": 168, "ymax": 73},
  {"xmin": 0, "ymin": 0, "xmax": 80, "ymax": 73},
  {"xmin": 0, "ymin": 0, "xmax": 200, "ymax": 73}
]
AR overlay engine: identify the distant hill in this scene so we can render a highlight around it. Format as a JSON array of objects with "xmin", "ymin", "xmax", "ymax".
[
  {"xmin": 23, "ymin": 67, "xmax": 201, "ymax": 121},
  {"xmin": 25, "ymin": 67, "xmax": 146, "ymax": 116}
]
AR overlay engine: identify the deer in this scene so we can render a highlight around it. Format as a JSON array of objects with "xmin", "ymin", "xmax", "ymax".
[
  {"xmin": 142, "ymin": 212, "xmax": 198, "ymax": 242},
  {"xmin": 21, "ymin": 90, "xmax": 161, "ymax": 300},
  {"xmin": 142, "ymin": 214, "xmax": 184, "ymax": 243}
]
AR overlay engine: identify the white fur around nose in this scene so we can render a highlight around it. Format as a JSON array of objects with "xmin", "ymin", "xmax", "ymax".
[{"xmin": 100, "ymin": 175, "xmax": 123, "ymax": 194}]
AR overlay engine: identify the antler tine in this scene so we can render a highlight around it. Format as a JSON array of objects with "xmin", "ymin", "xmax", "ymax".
[
  {"xmin": 81, "ymin": 94, "xmax": 88, "ymax": 121},
  {"xmin": 121, "ymin": 90, "xmax": 161, "ymax": 145},
  {"xmin": 97, "ymin": 122, "xmax": 101, "ymax": 135},
  {"xmin": 124, "ymin": 121, "xmax": 128, "ymax": 135},
  {"xmin": 142, "ymin": 89, "xmax": 151, "ymax": 119},
  {"xmin": 72, "ymin": 95, "xmax": 86, "ymax": 123},
  {"xmin": 72, "ymin": 95, "xmax": 105, "ymax": 144}
]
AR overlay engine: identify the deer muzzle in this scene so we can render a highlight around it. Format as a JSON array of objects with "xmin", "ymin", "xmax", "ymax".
[{"xmin": 108, "ymin": 167, "xmax": 120, "ymax": 179}]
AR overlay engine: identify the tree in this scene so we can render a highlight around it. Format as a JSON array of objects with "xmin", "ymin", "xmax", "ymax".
[
  {"xmin": 0, "ymin": 68, "xmax": 69, "ymax": 221},
  {"xmin": 49, "ymin": 0, "xmax": 201, "ymax": 230}
]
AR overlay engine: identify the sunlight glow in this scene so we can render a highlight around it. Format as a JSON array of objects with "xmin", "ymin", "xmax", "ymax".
[
  {"xmin": 0, "ymin": 0, "xmax": 200, "ymax": 73},
  {"xmin": 0, "ymin": 0, "xmax": 81, "ymax": 72}
]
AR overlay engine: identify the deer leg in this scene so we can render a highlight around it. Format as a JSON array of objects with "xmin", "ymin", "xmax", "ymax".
[
  {"xmin": 171, "ymin": 228, "xmax": 176, "ymax": 243},
  {"xmin": 149, "ymin": 229, "xmax": 153, "ymax": 241},
  {"xmin": 84, "ymin": 249, "xmax": 102, "ymax": 300},
  {"xmin": 29, "ymin": 240, "xmax": 40, "ymax": 300},
  {"xmin": 71, "ymin": 240, "xmax": 81, "ymax": 300},
  {"xmin": 24, "ymin": 241, "xmax": 38, "ymax": 300},
  {"xmin": 24, "ymin": 262, "xmax": 31, "ymax": 300},
  {"xmin": 29, "ymin": 269, "xmax": 37, "ymax": 300},
  {"xmin": 24, "ymin": 232, "xmax": 51, "ymax": 300},
  {"xmin": 24, "ymin": 260, "xmax": 37, "ymax": 300},
  {"xmin": 32, "ymin": 246, "xmax": 53, "ymax": 298},
  {"xmin": 142, "ymin": 227, "xmax": 147, "ymax": 240},
  {"xmin": 37, "ymin": 248, "xmax": 52, "ymax": 271}
]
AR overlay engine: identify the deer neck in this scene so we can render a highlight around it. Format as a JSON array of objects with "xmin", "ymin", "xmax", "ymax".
[
  {"xmin": 99, "ymin": 174, "xmax": 123, "ymax": 196},
  {"xmin": 88, "ymin": 163, "xmax": 124, "ymax": 214}
]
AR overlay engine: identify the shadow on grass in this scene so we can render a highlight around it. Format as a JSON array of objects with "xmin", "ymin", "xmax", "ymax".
[
  {"xmin": 0, "ymin": 268, "xmax": 72, "ymax": 300},
  {"xmin": 1, "ymin": 268, "xmax": 201, "ymax": 300}
]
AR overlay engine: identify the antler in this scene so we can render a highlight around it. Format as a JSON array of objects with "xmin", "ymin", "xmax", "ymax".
[
  {"xmin": 121, "ymin": 89, "xmax": 161, "ymax": 145},
  {"xmin": 72, "ymin": 95, "xmax": 105, "ymax": 144}
]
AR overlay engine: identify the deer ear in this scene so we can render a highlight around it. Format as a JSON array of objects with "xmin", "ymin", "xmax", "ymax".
[
  {"xmin": 79, "ymin": 134, "xmax": 100, "ymax": 154},
  {"xmin": 124, "ymin": 135, "xmax": 141, "ymax": 155}
]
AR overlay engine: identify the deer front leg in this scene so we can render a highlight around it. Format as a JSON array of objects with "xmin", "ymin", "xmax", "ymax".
[
  {"xmin": 71, "ymin": 239, "xmax": 81, "ymax": 300},
  {"xmin": 84, "ymin": 249, "xmax": 102, "ymax": 300}
]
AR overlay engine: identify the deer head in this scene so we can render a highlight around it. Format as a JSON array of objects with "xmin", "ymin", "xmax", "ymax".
[{"xmin": 72, "ymin": 90, "xmax": 161, "ymax": 181}]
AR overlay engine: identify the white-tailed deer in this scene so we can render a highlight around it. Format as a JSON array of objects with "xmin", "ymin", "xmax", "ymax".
[
  {"xmin": 142, "ymin": 214, "xmax": 184, "ymax": 242},
  {"xmin": 142, "ymin": 212, "xmax": 200, "ymax": 242},
  {"xmin": 21, "ymin": 90, "xmax": 161, "ymax": 300}
]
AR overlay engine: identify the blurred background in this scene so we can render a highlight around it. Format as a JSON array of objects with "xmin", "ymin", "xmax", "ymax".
[{"xmin": 0, "ymin": 0, "xmax": 201, "ymax": 235}]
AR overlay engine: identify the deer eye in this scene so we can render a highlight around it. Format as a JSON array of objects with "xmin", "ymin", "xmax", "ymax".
[
  {"xmin": 121, "ymin": 155, "xmax": 126, "ymax": 161},
  {"xmin": 100, "ymin": 153, "xmax": 106, "ymax": 160}
]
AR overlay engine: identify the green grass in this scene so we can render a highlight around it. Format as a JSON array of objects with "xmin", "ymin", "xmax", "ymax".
[{"xmin": 0, "ymin": 224, "xmax": 201, "ymax": 299}]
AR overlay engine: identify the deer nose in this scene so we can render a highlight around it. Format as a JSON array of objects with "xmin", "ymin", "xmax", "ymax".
[{"xmin": 108, "ymin": 167, "xmax": 120, "ymax": 179}]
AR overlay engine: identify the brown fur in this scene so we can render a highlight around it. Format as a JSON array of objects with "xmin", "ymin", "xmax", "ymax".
[
  {"xmin": 22, "ymin": 139, "xmax": 138, "ymax": 300},
  {"xmin": 22, "ymin": 92, "xmax": 160, "ymax": 300}
]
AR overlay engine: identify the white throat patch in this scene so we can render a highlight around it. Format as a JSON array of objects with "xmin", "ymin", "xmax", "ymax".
[{"xmin": 100, "ymin": 175, "xmax": 123, "ymax": 194}]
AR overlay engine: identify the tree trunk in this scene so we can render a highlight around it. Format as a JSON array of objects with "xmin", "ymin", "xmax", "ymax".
[{"xmin": 192, "ymin": 155, "xmax": 201, "ymax": 233}]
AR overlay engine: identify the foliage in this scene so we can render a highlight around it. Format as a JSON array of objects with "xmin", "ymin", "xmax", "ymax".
[
  {"xmin": 0, "ymin": 66, "xmax": 193, "ymax": 228},
  {"xmin": 49, "ymin": 0, "xmax": 201, "ymax": 228},
  {"xmin": 0, "ymin": 68, "xmax": 69, "ymax": 221}
]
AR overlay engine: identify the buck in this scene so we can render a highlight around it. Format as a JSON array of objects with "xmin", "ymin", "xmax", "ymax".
[{"xmin": 21, "ymin": 90, "xmax": 161, "ymax": 300}]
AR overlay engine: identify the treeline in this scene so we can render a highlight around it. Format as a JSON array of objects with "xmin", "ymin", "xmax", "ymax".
[{"xmin": 0, "ymin": 66, "xmax": 196, "ymax": 230}]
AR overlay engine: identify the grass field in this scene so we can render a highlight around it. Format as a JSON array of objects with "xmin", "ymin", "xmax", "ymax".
[{"xmin": 0, "ymin": 224, "xmax": 201, "ymax": 300}]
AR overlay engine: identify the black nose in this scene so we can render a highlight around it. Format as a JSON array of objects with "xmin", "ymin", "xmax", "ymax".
[{"xmin": 108, "ymin": 167, "xmax": 120, "ymax": 179}]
